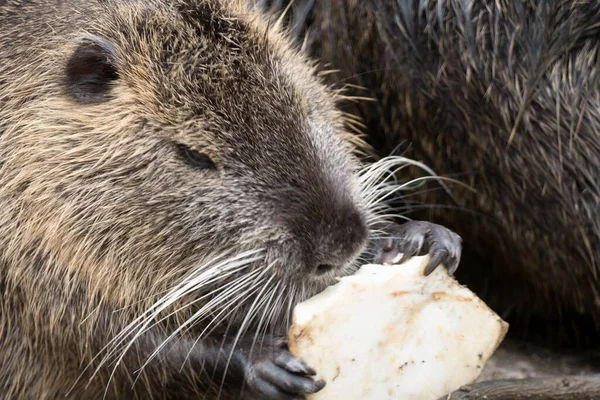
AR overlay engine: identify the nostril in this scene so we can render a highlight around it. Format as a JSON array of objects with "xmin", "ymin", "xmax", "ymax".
[{"xmin": 315, "ymin": 264, "xmax": 336, "ymax": 275}]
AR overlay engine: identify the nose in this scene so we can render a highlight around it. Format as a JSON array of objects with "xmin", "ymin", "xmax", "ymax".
[{"xmin": 307, "ymin": 204, "xmax": 369, "ymax": 275}]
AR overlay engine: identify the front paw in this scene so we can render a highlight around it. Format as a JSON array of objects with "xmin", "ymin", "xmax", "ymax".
[
  {"xmin": 372, "ymin": 221, "xmax": 462, "ymax": 276},
  {"xmin": 241, "ymin": 337, "xmax": 325, "ymax": 400}
]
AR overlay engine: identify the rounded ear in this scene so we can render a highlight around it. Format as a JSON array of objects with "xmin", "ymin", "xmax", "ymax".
[{"xmin": 65, "ymin": 35, "xmax": 119, "ymax": 103}]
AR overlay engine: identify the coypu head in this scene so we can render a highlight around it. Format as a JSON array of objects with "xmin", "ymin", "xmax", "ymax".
[{"xmin": 0, "ymin": 0, "xmax": 372, "ymax": 337}]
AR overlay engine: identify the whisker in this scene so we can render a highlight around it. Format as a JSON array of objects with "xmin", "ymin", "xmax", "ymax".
[
  {"xmin": 141, "ymin": 267, "xmax": 268, "ymax": 373},
  {"xmin": 284, "ymin": 282, "xmax": 297, "ymax": 330},
  {"xmin": 269, "ymin": 283, "xmax": 288, "ymax": 334},
  {"xmin": 252, "ymin": 280, "xmax": 282, "ymax": 352},
  {"xmin": 79, "ymin": 249, "xmax": 265, "ymax": 399},
  {"xmin": 216, "ymin": 262, "xmax": 278, "ymax": 399},
  {"xmin": 356, "ymin": 156, "xmax": 474, "ymax": 240},
  {"xmin": 95, "ymin": 254, "xmax": 258, "ymax": 376}
]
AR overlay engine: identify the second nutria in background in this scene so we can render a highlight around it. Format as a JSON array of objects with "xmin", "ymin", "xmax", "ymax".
[{"xmin": 255, "ymin": 0, "xmax": 600, "ymax": 348}]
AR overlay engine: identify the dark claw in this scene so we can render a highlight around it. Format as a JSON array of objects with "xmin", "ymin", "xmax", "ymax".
[
  {"xmin": 247, "ymin": 378, "xmax": 296, "ymax": 400},
  {"xmin": 241, "ymin": 337, "xmax": 325, "ymax": 400},
  {"xmin": 274, "ymin": 350, "xmax": 316, "ymax": 376},
  {"xmin": 372, "ymin": 221, "xmax": 462, "ymax": 275},
  {"xmin": 424, "ymin": 248, "xmax": 449, "ymax": 276},
  {"xmin": 256, "ymin": 362, "xmax": 325, "ymax": 394}
]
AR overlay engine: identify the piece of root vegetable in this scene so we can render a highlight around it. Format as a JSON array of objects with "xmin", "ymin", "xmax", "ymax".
[{"xmin": 288, "ymin": 255, "xmax": 509, "ymax": 400}]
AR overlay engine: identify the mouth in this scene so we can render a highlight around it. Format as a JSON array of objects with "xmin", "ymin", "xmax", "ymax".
[
  {"xmin": 315, "ymin": 263, "xmax": 336, "ymax": 275},
  {"xmin": 299, "ymin": 261, "xmax": 361, "ymax": 294}
]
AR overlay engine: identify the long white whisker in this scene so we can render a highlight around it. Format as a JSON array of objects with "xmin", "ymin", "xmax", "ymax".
[
  {"xmin": 358, "ymin": 156, "xmax": 475, "ymax": 225},
  {"xmin": 252, "ymin": 280, "xmax": 282, "ymax": 352},
  {"xmin": 89, "ymin": 249, "xmax": 264, "ymax": 400},
  {"xmin": 284, "ymin": 282, "xmax": 296, "ymax": 331},
  {"xmin": 267, "ymin": 282, "xmax": 288, "ymax": 336},
  {"xmin": 138, "ymin": 267, "xmax": 267, "ymax": 373},
  {"xmin": 216, "ymin": 262, "xmax": 278, "ymax": 399},
  {"xmin": 94, "ymin": 253, "xmax": 258, "ymax": 377}
]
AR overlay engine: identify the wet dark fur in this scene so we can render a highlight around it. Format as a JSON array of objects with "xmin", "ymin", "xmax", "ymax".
[
  {"xmin": 256, "ymin": 0, "xmax": 600, "ymax": 348},
  {"xmin": 0, "ymin": 0, "xmax": 461, "ymax": 398}
]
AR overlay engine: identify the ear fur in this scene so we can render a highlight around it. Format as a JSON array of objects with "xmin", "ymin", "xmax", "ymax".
[{"xmin": 65, "ymin": 35, "xmax": 119, "ymax": 103}]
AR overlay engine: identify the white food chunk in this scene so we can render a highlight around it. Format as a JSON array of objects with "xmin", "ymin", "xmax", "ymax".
[{"xmin": 288, "ymin": 256, "xmax": 508, "ymax": 400}]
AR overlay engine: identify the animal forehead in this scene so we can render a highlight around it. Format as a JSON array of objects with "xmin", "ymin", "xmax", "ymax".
[
  {"xmin": 107, "ymin": 0, "xmax": 300, "ymax": 110},
  {"xmin": 110, "ymin": 0, "xmax": 265, "ymax": 66},
  {"xmin": 105, "ymin": 1, "xmax": 324, "ymax": 164}
]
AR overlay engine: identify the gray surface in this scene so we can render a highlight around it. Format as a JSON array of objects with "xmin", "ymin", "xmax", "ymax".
[{"xmin": 477, "ymin": 339, "xmax": 600, "ymax": 381}]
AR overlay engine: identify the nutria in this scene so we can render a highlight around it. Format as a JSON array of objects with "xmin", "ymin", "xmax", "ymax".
[
  {"xmin": 255, "ymin": 0, "xmax": 600, "ymax": 347},
  {"xmin": 0, "ymin": 0, "xmax": 462, "ymax": 398}
]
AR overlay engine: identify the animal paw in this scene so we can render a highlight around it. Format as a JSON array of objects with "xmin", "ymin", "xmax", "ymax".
[
  {"xmin": 242, "ymin": 337, "xmax": 325, "ymax": 400},
  {"xmin": 372, "ymin": 221, "xmax": 462, "ymax": 276}
]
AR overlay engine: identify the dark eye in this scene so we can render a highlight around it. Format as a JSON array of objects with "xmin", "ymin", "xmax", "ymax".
[{"xmin": 175, "ymin": 143, "xmax": 216, "ymax": 169}]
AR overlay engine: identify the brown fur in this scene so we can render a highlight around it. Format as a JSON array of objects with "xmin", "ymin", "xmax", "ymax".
[
  {"xmin": 0, "ymin": 0, "xmax": 378, "ymax": 398},
  {"xmin": 257, "ymin": 0, "xmax": 600, "ymax": 347}
]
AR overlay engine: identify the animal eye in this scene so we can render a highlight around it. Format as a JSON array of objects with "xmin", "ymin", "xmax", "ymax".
[{"xmin": 175, "ymin": 143, "xmax": 216, "ymax": 169}]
